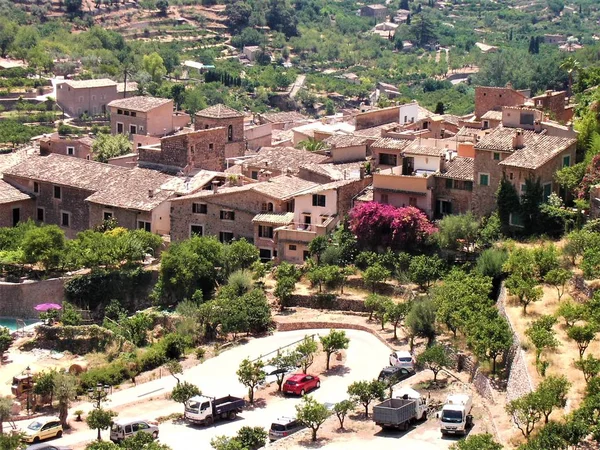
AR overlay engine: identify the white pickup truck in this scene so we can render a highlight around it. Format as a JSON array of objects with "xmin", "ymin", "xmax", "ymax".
[{"xmin": 439, "ymin": 393, "xmax": 473, "ymax": 436}]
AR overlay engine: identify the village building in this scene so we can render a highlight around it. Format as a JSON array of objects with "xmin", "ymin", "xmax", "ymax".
[
  {"xmin": 56, "ymin": 79, "xmax": 137, "ymax": 118},
  {"xmin": 39, "ymin": 133, "xmax": 95, "ymax": 160},
  {"xmin": 360, "ymin": 4, "xmax": 388, "ymax": 19}
]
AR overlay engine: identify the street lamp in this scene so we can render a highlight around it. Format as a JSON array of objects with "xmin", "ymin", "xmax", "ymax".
[{"xmin": 25, "ymin": 366, "xmax": 32, "ymax": 416}]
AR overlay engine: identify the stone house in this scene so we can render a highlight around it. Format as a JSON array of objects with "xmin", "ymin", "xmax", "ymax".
[
  {"xmin": 195, "ymin": 104, "xmax": 246, "ymax": 161},
  {"xmin": 39, "ymin": 133, "xmax": 94, "ymax": 160},
  {"xmin": 169, "ymin": 175, "xmax": 317, "ymax": 251},
  {"xmin": 56, "ymin": 79, "xmax": 137, "ymax": 118},
  {"xmin": 107, "ymin": 97, "xmax": 190, "ymax": 137},
  {"xmin": 530, "ymin": 90, "xmax": 573, "ymax": 123},
  {"xmin": 481, "ymin": 110, "xmax": 503, "ymax": 130},
  {"xmin": 323, "ymin": 135, "xmax": 370, "ymax": 163},
  {"xmin": 472, "ymin": 127, "xmax": 577, "ymax": 218},
  {"xmin": 474, "ymin": 85, "xmax": 528, "ymax": 120},
  {"xmin": 3, "ymin": 154, "xmax": 179, "ymax": 238},
  {"xmin": 370, "ymin": 137, "xmax": 413, "ymax": 168},
  {"xmin": 0, "ymin": 180, "xmax": 34, "ymax": 228},
  {"xmin": 434, "ymin": 154, "xmax": 474, "ymax": 217},
  {"xmin": 360, "ymin": 4, "xmax": 388, "ymax": 18}
]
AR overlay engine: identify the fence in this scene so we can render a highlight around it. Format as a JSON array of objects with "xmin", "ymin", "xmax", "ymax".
[{"xmin": 250, "ymin": 333, "xmax": 316, "ymax": 363}]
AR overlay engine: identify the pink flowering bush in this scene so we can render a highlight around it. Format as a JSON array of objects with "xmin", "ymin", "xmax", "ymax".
[
  {"xmin": 348, "ymin": 202, "xmax": 437, "ymax": 251},
  {"xmin": 578, "ymin": 154, "xmax": 600, "ymax": 199}
]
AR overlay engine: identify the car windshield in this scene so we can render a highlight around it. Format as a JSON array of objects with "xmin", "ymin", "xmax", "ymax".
[
  {"xmin": 270, "ymin": 424, "xmax": 286, "ymax": 431},
  {"xmin": 111, "ymin": 424, "xmax": 121, "ymax": 432},
  {"xmin": 186, "ymin": 401, "xmax": 200, "ymax": 410},
  {"xmin": 441, "ymin": 409, "xmax": 463, "ymax": 423},
  {"xmin": 399, "ymin": 357, "xmax": 412, "ymax": 362},
  {"xmin": 27, "ymin": 422, "xmax": 43, "ymax": 431}
]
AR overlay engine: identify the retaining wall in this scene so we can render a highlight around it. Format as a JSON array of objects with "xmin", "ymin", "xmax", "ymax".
[{"xmin": 0, "ymin": 278, "xmax": 66, "ymax": 318}]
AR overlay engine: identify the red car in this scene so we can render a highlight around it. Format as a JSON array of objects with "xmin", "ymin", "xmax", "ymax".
[{"xmin": 283, "ymin": 374, "xmax": 321, "ymax": 396}]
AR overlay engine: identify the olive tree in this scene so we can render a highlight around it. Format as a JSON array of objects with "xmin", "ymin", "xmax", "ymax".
[
  {"xmin": 347, "ymin": 380, "xmax": 385, "ymax": 418},
  {"xmin": 319, "ymin": 330, "xmax": 350, "ymax": 370},
  {"xmin": 294, "ymin": 336, "xmax": 319, "ymax": 374},
  {"xmin": 295, "ymin": 396, "xmax": 330, "ymax": 442},
  {"xmin": 236, "ymin": 359, "xmax": 265, "ymax": 405}
]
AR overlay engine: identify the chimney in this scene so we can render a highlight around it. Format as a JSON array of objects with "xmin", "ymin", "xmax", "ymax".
[
  {"xmin": 148, "ymin": 189, "xmax": 154, "ymax": 198},
  {"xmin": 534, "ymin": 120, "xmax": 542, "ymax": 133},
  {"xmin": 512, "ymin": 130, "xmax": 524, "ymax": 149},
  {"xmin": 212, "ymin": 180, "xmax": 219, "ymax": 194}
]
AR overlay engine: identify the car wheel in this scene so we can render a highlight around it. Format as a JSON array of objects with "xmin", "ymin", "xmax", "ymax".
[
  {"xmin": 152, "ymin": 431, "xmax": 158, "ymax": 439},
  {"xmin": 316, "ymin": 381, "xmax": 321, "ymax": 389},
  {"xmin": 300, "ymin": 389, "xmax": 305, "ymax": 396},
  {"xmin": 33, "ymin": 437, "xmax": 40, "ymax": 443},
  {"xmin": 56, "ymin": 430, "xmax": 63, "ymax": 438}
]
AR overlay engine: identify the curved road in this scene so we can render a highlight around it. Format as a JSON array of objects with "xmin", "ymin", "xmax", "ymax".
[{"xmin": 35, "ymin": 329, "xmax": 391, "ymax": 449}]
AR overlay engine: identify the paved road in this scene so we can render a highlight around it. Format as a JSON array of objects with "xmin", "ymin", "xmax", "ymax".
[
  {"xmin": 31, "ymin": 329, "xmax": 390, "ymax": 449},
  {"xmin": 289, "ymin": 75, "xmax": 306, "ymax": 99}
]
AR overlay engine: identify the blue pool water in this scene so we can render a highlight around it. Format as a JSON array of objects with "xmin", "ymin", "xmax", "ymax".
[{"xmin": 0, "ymin": 318, "xmax": 39, "ymax": 331}]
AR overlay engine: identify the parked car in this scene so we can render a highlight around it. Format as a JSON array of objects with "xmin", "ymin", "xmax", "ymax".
[
  {"xmin": 268, "ymin": 417, "xmax": 305, "ymax": 441},
  {"xmin": 261, "ymin": 365, "xmax": 293, "ymax": 386},
  {"xmin": 22, "ymin": 417, "xmax": 63, "ymax": 444},
  {"xmin": 26, "ymin": 445, "xmax": 71, "ymax": 450},
  {"xmin": 110, "ymin": 419, "xmax": 159, "ymax": 443},
  {"xmin": 378, "ymin": 366, "xmax": 414, "ymax": 385},
  {"xmin": 389, "ymin": 350, "xmax": 415, "ymax": 371},
  {"xmin": 283, "ymin": 374, "xmax": 320, "ymax": 396}
]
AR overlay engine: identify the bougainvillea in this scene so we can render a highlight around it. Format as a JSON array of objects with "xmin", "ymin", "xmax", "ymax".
[
  {"xmin": 348, "ymin": 202, "xmax": 437, "ymax": 251},
  {"xmin": 578, "ymin": 154, "xmax": 600, "ymax": 199}
]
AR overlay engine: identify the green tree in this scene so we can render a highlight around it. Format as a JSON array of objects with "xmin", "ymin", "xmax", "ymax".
[
  {"xmin": 556, "ymin": 299, "xmax": 585, "ymax": 328},
  {"xmin": 308, "ymin": 236, "xmax": 328, "ymax": 265},
  {"xmin": 467, "ymin": 313, "xmax": 513, "ymax": 374},
  {"xmin": 236, "ymin": 426, "xmax": 267, "ymax": 450},
  {"xmin": 505, "ymin": 273, "xmax": 542, "ymax": 315},
  {"xmin": 525, "ymin": 316, "xmax": 559, "ymax": 366},
  {"xmin": 363, "ymin": 263, "xmax": 391, "ymax": 293},
  {"xmin": 295, "ymin": 336, "xmax": 319, "ymax": 374},
  {"xmin": 535, "ymin": 375, "xmax": 570, "ymax": 424},
  {"xmin": 53, "ymin": 373, "xmax": 77, "ymax": 429},
  {"xmin": 544, "ymin": 269, "xmax": 571, "ymax": 301},
  {"xmin": 560, "ymin": 56, "xmax": 580, "ymax": 97},
  {"xmin": 34, "ymin": 370, "xmax": 55, "ymax": 405},
  {"xmin": 222, "ymin": 238, "xmax": 259, "ymax": 276},
  {"xmin": 92, "ymin": 134, "xmax": 132, "ymax": 163},
  {"xmin": 575, "ymin": 354, "xmax": 600, "ymax": 383},
  {"xmin": 171, "ymin": 381, "xmax": 201, "ymax": 413},
  {"xmin": 268, "ymin": 351, "xmax": 299, "ymax": 391},
  {"xmin": 405, "ymin": 297, "xmax": 437, "ymax": 348},
  {"xmin": 567, "ymin": 324, "xmax": 597, "ymax": 359},
  {"xmin": 22, "ymin": 225, "xmax": 65, "ymax": 271},
  {"xmin": 143, "ymin": 52, "xmax": 167, "ymax": 83},
  {"xmin": 449, "ymin": 433, "xmax": 502, "ymax": 450},
  {"xmin": 65, "ymin": 0, "xmax": 83, "ymax": 13},
  {"xmin": 211, "ymin": 436, "xmax": 243, "ymax": 450},
  {"xmin": 0, "ymin": 432, "xmax": 26, "ymax": 449},
  {"xmin": 507, "ymin": 392, "xmax": 542, "ymax": 438},
  {"xmin": 347, "ymin": 380, "xmax": 385, "ymax": 418},
  {"xmin": 12, "ymin": 27, "xmax": 39, "ymax": 61},
  {"xmin": 156, "ymin": 0, "xmax": 169, "ymax": 16},
  {"xmin": 409, "ymin": 255, "xmax": 444, "ymax": 291},
  {"xmin": 0, "ymin": 397, "xmax": 12, "ymax": 435},
  {"xmin": 436, "ymin": 213, "xmax": 479, "ymax": 251},
  {"xmin": 0, "ymin": 19, "xmax": 17, "ymax": 58},
  {"xmin": 333, "ymin": 399, "xmax": 356, "ymax": 430},
  {"xmin": 86, "ymin": 408, "xmax": 117, "ymax": 441},
  {"xmin": 319, "ymin": 329, "xmax": 350, "ymax": 370},
  {"xmin": 0, "ymin": 328, "xmax": 12, "ymax": 368},
  {"xmin": 417, "ymin": 344, "xmax": 451, "ymax": 382},
  {"xmin": 307, "ymin": 265, "xmax": 340, "ymax": 293},
  {"xmin": 236, "ymin": 358, "xmax": 265, "ymax": 404},
  {"xmin": 411, "ymin": 13, "xmax": 436, "ymax": 47},
  {"xmin": 295, "ymin": 396, "xmax": 330, "ymax": 441},
  {"xmin": 386, "ymin": 301, "xmax": 411, "ymax": 340}
]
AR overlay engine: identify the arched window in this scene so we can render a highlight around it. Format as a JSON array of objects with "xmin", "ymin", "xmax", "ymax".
[
  {"xmin": 228, "ymin": 124, "xmax": 233, "ymax": 142},
  {"xmin": 268, "ymin": 202, "xmax": 273, "ymax": 212}
]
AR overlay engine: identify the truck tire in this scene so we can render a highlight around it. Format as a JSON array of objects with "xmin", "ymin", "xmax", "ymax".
[
  {"xmin": 206, "ymin": 416, "xmax": 213, "ymax": 426},
  {"xmin": 228, "ymin": 411, "xmax": 237, "ymax": 420}
]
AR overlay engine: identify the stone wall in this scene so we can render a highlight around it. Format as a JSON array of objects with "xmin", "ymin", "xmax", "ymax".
[
  {"xmin": 355, "ymin": 106, "xmax": 400, "ymax": 130},
  {"xmin": 285, "ymin": 294, "xmax": 368, "ymax": 312},
  {"xmin": 471, "ymin": 148, "xmax": 508, "ymax": 217},
  {"xmin": 474, "ymin": 87, "xmax": 526, "ymax": 119},
  {"xmin": 0, "ymin": 278, "xmax": 65, "ymax": 318},
  {"xmin": 497, "ymin": 283, "xmax": 535, "ymax": 402},
  {"xmin": 433, "ymin": 177, "xmax": 473, "ymax": 215}
]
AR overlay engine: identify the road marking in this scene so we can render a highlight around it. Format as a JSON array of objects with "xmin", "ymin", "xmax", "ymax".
[{"xmin": 138, "ymin": 388, "xmax": 165, "ymax": 398}]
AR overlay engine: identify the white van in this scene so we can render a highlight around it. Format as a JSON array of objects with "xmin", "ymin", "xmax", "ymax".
[
  {"xmin": 110, "ymin": 419, "xmax": 159, "ymax": 443},
  {"xmin": 389, "ymin": 350, "xmax": 415, "ymax": 371}
]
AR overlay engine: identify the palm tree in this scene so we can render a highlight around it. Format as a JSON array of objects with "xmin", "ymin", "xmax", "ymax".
[
  {"xmin": 298, "ymin": 138, "xmax": 327, "ymax": 152},
  {"xmin": 560, "ymin": 56, "xmax": 581, "ymax": 98}
]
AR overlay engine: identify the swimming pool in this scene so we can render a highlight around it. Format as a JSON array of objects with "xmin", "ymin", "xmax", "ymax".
[{"xmin": 0, "ymin": 318, "xmax": 39, "ymax": 331}]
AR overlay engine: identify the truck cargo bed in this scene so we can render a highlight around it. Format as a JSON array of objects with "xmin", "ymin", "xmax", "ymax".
[{"xmin": 373, "ymin": 398, "xmax": 417, "ymax": 429}]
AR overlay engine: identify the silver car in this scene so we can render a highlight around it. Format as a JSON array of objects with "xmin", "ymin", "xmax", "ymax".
[
  {"xmin": 110, "ymin": 419, "xmax": 159, "ymax": 443},
  {"xmin": 269, "ymin": 417, "xmax": 304, "ymax": 441}
]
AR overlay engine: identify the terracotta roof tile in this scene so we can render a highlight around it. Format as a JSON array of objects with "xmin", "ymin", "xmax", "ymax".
[
  {"xmin": 252, "ymin": 212, "xmax": 294, "ymax": 225},
  {"xmin": 370, "ymin": 137, "xmax": 413, "ymax": 150},
  {"xmin": 0, "ymin": 180, "xmax": 32, "ymax": 204},
  {"xmin": 64, "ymin": 79, "xmax": 116, "ymax": 89},
  {"xmin": 437, "ymin": 157, "xmax": 474, "ymax": 181},
  {"xmin": 299, "ymin": 161, "xmax": 364, "ymax": 181},
  {"xmin": 245, "ymin": 147, "xmax": 328, "ymax": 173},
  {"xmin": 5, "ymin": 154, "xmax": 176, "ymax": 211},
  {"xmin": 481, "ymin": 110, "xmax": 503, "ymax": 121},
  {"xmin": 195, "ymin": 104, "xmax": 244, "ymax": 119},
  {"xmin": 107, "ymin": 96, "xmax": 172, "ymax": 112},
  {"xmin": 353, "ymin": 123, "xmax": 391, "ymax": 138},
  {"xmin": 404, "ymin": 141, "xmax": 444, "ymax": 157},
  {"xmin": 260, "ymin": 111, "xmax": 309, "ymax": 123},
  {"xmin": 324, "ymin": 134, "xmax": 369, "ymax": 148}
]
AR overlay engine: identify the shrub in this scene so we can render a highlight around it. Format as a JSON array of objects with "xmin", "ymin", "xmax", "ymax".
[
  {"xmin": 79, "ymin": 360, "xmax": 131, "ymax": 392},
  {"xmin": 160, "ymin": 333, "xmax": 190, "ymax": 360},
  {"xmin": 138, "ymin": 347, "xmax": 168, "ymax": 372},
  {"xmin": 476, "ymin": 248, "xmax": 508, "ymax": 279},
  {"xmin": 195, "ymin": 347, "xmax": 206, "ymax": 360}
]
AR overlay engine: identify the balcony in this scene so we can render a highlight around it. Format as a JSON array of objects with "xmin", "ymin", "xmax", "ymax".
[
  {"xmin": 373, "ymin": 166, "xmax": 436, "ymax": 194},
  {"xmin": 276, "ymin": 217, "xmax": 337, "ymax": 243}
]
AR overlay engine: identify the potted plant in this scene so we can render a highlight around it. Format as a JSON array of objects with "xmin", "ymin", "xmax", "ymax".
[{"xmin": 74, "ymin": 410, "xmax": 84, "ymax": 422}]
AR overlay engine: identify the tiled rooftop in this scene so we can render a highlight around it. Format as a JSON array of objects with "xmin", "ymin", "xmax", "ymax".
[
  {"xmin": 0, "ymin": 180, "xmax": 32, "ymax": 205},
  {"xmin": 252, "ymin": 212, "xmax": 294, "ymax": 225},
  {"xmin": 245, "ymin": 147, "xmax": 328, "ymax": 172},
  {"xmin": 195, "ymin": 104, "xmax": 244, "ymax": 119},
  {"xmin": 475, "ymin": 127, "xmax": 575, "ymax": 154},
  {"xmin": 371, "ymin": 137, "xmax": 413, "ymax": 150},
  {"xmin": 481, "ymin": 110, "xmax": 503, "ymax": 121},
  {"xmin": 300, "ymin": 161, "xmax": 364, "ymax": 181},
  {"xmin": 260, "ymin": 111, "xmax": 309, "ymax": 123},
  {"xmin": 324, "ymin": 134, "xmax": 370, "ymax": 148},
  {"xmin": 437, "ymin": 157, "xmax": 474, "ymax": 181},
  {"xmin": 64, "ymin": 79, "xmax": 116, "ymax": 89},
  {"xmin": 5, "ymin": 154, "xmax": 176, "ymax": 211},
  {"xmin": 404, "ymin": 141, "xmax": 444, "ymax": 157},
  {"xmin": 108, "ymin": 96, "xmax": 172, "ymax": 112},
  {"xmin": 352, "ymin": 123, "xmax": 391, "ymax": 138}
]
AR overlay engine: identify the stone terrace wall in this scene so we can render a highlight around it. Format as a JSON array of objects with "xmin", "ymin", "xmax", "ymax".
[
  {"xmin": 285, "ymin": 294, "xmax": 367, "ymax": 312},
  {"xmin": 497, "ymin": 283, "xmax": 535, "ymax": 401},
  {"xmin": 0, "ymin": 278, "xmax": 65, "ymax": 318}
]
